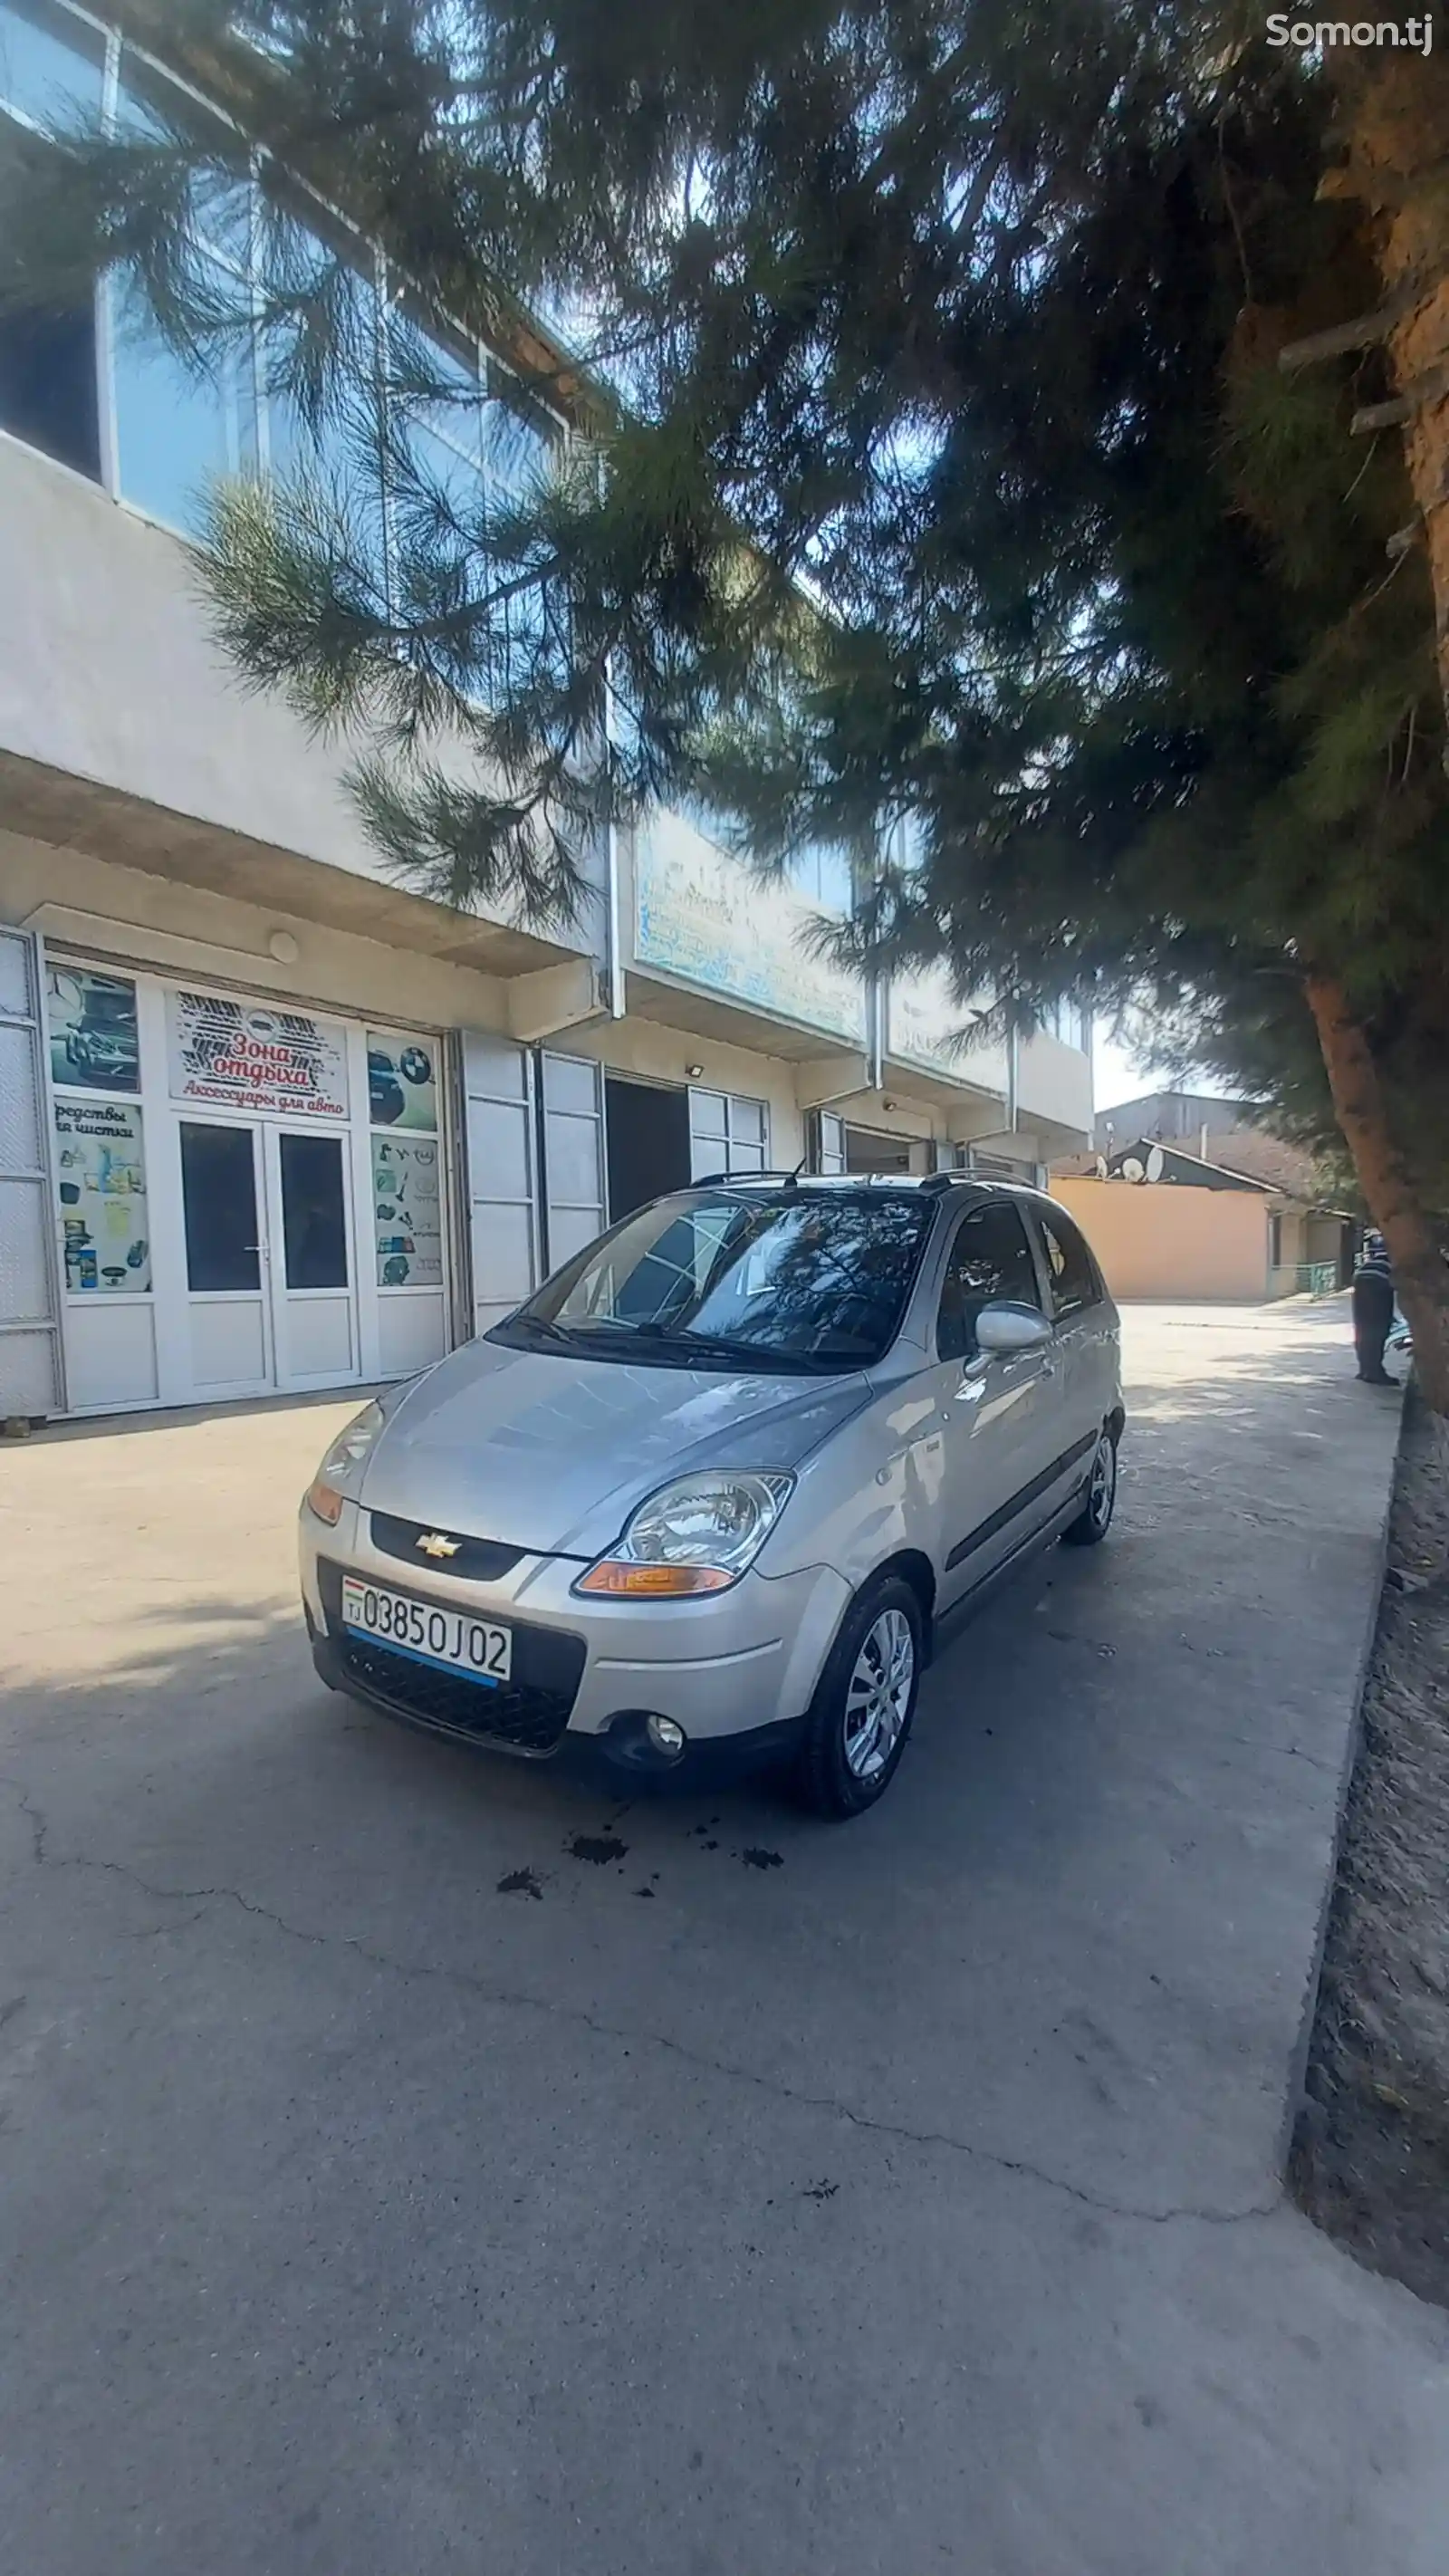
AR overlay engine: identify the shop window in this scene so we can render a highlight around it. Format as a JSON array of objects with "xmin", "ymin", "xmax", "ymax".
[
  {"xmin": 368, "ymin": 1026, "xmax": 443, "ymax": 1290},
  {"xmin": 53, "ymin": 1096, "xmax": 150, "ymax": 1293},
  {"xmin": 178, "ymin": 1119, "xmax": 260, "ymax": 1293},
  {"xmin": 279, "ymin": 1131, "xmax": 348, "ymax": 1290},
  {"xmin": 47, "ymin": 964, "xmax": 139, "ymax": 1091},
  {"xmin": 689, "ymin": 1089, "xmax": 769, "ymax": 1178}
]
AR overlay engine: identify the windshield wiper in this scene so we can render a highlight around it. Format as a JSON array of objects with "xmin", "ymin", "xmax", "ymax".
[
  {"xmin": 497, "ymin": 1313, "xmax": 581, "ymax": 1350},
  {"xmin": 639, "ymin": 1331, "xmax": 847, "ymax": 1373}
]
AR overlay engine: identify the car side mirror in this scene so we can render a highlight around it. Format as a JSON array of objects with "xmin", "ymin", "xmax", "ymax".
[{"xmin": 974, "ymin": 1301, "xmax": 1053, "ymax": 1357}]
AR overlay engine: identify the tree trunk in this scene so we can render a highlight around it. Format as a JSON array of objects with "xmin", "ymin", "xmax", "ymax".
[
  {"xmin": 1329, "ymin": 52, "xmax": 1449, "ymax": 752},
  {"xmin": 1304, "ymin": 971, "xmax": 1449, "ymax": 1414}
]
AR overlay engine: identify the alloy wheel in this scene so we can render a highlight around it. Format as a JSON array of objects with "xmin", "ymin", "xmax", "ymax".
[
  {"xmin": 1089, "ymin": 1434, "xmax": 1117, "ymax": 1532},
  {"xmin": 842, "ymin": 1607, "xmax": 916, "ymax": 1782}
]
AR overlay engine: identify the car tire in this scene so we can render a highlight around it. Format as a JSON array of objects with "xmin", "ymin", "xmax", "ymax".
[
  {"xmin": 795, "ymin": 1573, "xmax": 925, "ymax": 1820},
  {"xmin": 1060, "ymin": 1426, "xmax": 1118, "ymax": 1548}
]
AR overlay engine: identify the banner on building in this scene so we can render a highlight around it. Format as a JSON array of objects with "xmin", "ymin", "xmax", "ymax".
[
  {"xmin": 372, "ymin": 1134, "xmax": 443, "ymax": 1288},
  {"xmin": 47, "ymin": 966, "xmax": 140, "ymax": 1093},
  {"xmin": 367, "ymin": 1028, "xmax": 438, "ymax": 1133},
  {"xmin": 53, "ymin": 1098, "xmax": 150, "ymax": 1293},
  {"xmin": 166, "ymin": 989, "xmax": 349, "ymax": 1120}
]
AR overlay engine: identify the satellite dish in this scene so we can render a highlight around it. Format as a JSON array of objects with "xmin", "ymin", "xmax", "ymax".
[
  {"xmin": 1094, "ymin": 1154, "xmax": 1108, "ymax": 1179},
  {"xmin": 1121, "ymin": 1156, "xmax": 1146, "ymax": 1183},
  {"xmin": 1146, "ymin": 1144, "xmax": 1166, "ymax": 1182}
]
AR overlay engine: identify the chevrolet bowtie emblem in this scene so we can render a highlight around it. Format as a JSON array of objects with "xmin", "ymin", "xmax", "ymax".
[{"xmin": 415, "ymin": 1531, "xmax": 461, "ymax": 1560}]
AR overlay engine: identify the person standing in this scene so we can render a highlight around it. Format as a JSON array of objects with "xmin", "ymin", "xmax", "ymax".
[{"xmin": 1351, "ymin": 1232, "xmax": 1396, "ymax": 1384}]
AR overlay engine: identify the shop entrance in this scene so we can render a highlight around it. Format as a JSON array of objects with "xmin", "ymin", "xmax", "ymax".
[
  {"xmin": 605, "ymin": 1076, "xmax": 691, "ymax": 1224},
  {"xmin": 178, "ymin": 1115, "xmax": 359, "ymax": 1396},
  {"xmin": 843, "ymin": 1123, "xmax": 927, "ymax": 1176}
]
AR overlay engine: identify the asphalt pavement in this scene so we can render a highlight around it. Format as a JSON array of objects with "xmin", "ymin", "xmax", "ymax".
[{"xmin": 2, "ymin": 1302, "xmax": 1444, "ymax": 2574}]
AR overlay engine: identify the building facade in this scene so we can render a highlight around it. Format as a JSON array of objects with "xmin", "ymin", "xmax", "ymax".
[{"xmin": 0, "ymin": 0, "xmax": 1092, "ymax": 1420}]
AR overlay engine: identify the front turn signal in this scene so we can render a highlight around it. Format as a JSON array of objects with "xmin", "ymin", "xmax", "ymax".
[
  {"xmin": 574, "ymin": 1561, "xmax": 734, "ymax": 1598},
  {"xmin": 306, "ymin": 1479, "xmax": 345, "ymax": 1526}
]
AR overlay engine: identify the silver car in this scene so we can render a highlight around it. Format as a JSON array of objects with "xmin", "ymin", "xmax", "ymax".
[{"xmin": 300, "ymin": 1176, "xmax": 1123, "ymax": 1817}]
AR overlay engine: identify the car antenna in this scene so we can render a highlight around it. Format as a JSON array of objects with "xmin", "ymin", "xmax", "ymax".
[{"xmin": 784, "ymin": 1155, "xmax": 808, "ymax": 1187}]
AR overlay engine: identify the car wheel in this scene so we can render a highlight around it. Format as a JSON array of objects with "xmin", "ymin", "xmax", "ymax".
[
  {"xmin": 1060, "ymin": 1427, "xmax": 1118, "ymax": 1547},
  {"xmin": 796, "ymin": 1574, "xmax": 924, "ymax": 1819}
]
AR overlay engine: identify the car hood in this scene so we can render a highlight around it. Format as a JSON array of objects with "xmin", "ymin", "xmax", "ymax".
[{"xmin": 359, "ymin": 1336, "xmax": 871, "ymax": 1559}]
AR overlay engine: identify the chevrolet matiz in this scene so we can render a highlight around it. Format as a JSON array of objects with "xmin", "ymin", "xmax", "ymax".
[{"xmin": 300, "ymin": 1174, "xmax": 1123, "ymax": 1817}]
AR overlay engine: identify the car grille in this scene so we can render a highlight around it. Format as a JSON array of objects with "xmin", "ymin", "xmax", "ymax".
[
  {"xmin": 317, "ymin": 1562, "xmax": 583, "ymax": 1756},
  {"xmin": 369, "ymin": 1511, "xmax": 524, "ymax": 1582}
]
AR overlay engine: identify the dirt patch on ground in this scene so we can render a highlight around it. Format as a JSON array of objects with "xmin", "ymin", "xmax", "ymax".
[{"xmin": 1291, "ymin": 1392, "xmax": 1449, "ymax": 2305}]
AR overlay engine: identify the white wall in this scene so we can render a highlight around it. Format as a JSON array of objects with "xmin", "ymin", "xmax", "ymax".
[
  {"xmin": 1017, "ymin": 1030, "xmax": 1094, "ymax": 1139},
  {"xmin": 0, "ymin": 834, "xmax": 513, "ymax": 1038},
  {"xmin": 0, "ymin": 436, "xmax": 601, "ymax": 953}
]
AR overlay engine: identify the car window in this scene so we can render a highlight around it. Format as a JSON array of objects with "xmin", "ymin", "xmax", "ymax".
[
  {"xmin": 493, "ymin": 1188, "xmax": 935, "ymax": 1370},
  {"xmin": 1035, "ymin": 1206, "xmax": 1101, "ymax": 1320},
  {"xmin": 936, "ymin": 1202, "xmax": 1042, "ymax": 1361}
]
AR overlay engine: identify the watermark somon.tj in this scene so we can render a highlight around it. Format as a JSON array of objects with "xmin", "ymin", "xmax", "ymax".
[{"xmin": 1266, "ymin": 11, "xmax": 1433, "ymax": 47}]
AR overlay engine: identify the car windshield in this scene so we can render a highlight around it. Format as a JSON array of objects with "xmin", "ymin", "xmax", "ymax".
[{"xmin": 489, "ymin": 1190, "xmax": 934, "ymax": 1373}]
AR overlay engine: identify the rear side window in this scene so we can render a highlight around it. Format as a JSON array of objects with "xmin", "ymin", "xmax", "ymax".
[
  {"xmin": 1035, "ymin": 1206, "xmax": 1100, "ymax": 1319},
  {"xmin": 936, "ymin": 1202, "xmax": 1041, "ymax": 1360}
]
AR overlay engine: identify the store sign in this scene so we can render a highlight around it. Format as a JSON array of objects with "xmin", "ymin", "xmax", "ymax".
[
  {"xmin": 166, "ymin": 988, "xmax": 349, "ymax": 1120},
  {"xmin": 47, "ymin": 966, "xmax": 140, "ymax": 1094},
  {"xmin": 372, "ymin": 1134, "xmax": 444, "ymax": 1289},
  {"xmin": 367, "ymin": 1027, "xmax": 438, "ymax": 1133},
  {"xmin": 53, "ymin": 1099, "xmax": 150, "ymax": 1293},
  {"xmin": 634, "ymin": 811, "xmax": 868, "ymax": 1044}
]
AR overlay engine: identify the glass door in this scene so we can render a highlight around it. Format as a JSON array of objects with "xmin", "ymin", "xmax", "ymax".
[
  {"xmin": 178, "ymin": 1118, "xmax": 273, "ymax": 1395},
  {"xmin": 262, "ymin": 1124, "xmax": 360, "ymax": 1389}
]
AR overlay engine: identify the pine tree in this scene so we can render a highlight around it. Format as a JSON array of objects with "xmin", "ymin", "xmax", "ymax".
[{"xmin": 4, "ymin": 1, "xmax": 1446, "ymax": 1399}]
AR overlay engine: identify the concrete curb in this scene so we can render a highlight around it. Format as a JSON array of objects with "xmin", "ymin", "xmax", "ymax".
[{"xmin": 1277, "ymin": 1384, "xmax": 1406, "ymax": 2177}]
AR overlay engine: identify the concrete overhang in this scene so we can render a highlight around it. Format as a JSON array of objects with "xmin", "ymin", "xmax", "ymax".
[
  {"xmin": 0, "ymin": 750, "xmax": 590, "ymax": 978},
  {"xmin": 621, "ymin": 963, "xmax": 870, "ymax": 1068}
]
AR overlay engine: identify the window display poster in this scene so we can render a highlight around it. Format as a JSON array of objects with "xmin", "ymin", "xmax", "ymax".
[
  {"xmin": 48, "ymin": 966, "xmax": 140, "ymax": 1093},
  {"xmin": 167, "ymin": 988, "xmax": 349, "ymax": 1120},
  {"xmin": 53, "ymin": 1099, "xmax": 150, "ymax": 1293},
  {"xmin": 367, "ymin": 1028, "xmax": 438, "ymax": 1132},
  {"xmin": 372, "ymin": 1133, "xmax": 443, "ymax": 1287}
]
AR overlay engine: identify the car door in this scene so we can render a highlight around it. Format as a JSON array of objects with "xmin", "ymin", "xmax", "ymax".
[
  {"xmin": 932, "ymin": 1197, "xmax": 1064, "ymax": 1607},
  {"xmin": 1027, "ymin": 1198, "xmax": 1115, "ymax": 1481}
]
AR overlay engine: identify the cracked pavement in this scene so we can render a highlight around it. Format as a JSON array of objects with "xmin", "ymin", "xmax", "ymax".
[{"xmin": 3, "ymin": 1303, "xmax": 1446, "ymax": 2573}]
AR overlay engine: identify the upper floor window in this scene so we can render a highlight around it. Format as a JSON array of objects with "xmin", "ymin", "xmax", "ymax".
[
  {"xmin": 0, "ymin": 5, "xmax": 104, "ymax": 478},
  {"xmin": 790, "ymin": 844, "xmax": 854, "ymax": 916},
  {"xmin": 0, "ymin": 0, "xmax": 101, "ymax": 130},
  {"xmin": 1039, "ymin": 996, "xmax": 1091, "ymax": 1053}
]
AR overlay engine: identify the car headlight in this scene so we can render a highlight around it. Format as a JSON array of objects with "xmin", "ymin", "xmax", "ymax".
[
  {"xmin": 305, "ymin": 1399, "xmax": 386, "ymax": 1525},
  {"xmin": 575, "ymin": 1471, "xmax": 794, "ymax": 1598}
]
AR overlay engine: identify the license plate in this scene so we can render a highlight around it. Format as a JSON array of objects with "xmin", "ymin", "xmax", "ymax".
[{"xmin": 341, "ymin": 1576, "xmax": 512, "ymax": 1686}]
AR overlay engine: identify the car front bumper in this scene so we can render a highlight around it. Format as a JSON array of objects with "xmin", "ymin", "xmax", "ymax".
[{"xmin": 299, "ymin": 1499, "xmax": 849, "ymax": 1781}]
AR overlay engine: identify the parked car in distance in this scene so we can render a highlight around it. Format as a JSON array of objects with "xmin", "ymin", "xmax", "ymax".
[{"xmin": 301, "ymin": 1176, "xmax": 1124, "ymax": 1816}]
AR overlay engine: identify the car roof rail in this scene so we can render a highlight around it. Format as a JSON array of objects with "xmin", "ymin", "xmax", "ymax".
[{"xmin": 689, "ymin": 1168, "xmax": 808, "ymax": 1188}]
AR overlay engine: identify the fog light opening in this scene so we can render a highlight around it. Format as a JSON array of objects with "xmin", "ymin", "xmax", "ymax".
[{"xmin": 647, "ymin": 1714, "xmax": 686, "ymax": 1760}]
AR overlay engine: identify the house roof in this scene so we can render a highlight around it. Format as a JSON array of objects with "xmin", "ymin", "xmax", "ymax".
[{"xmin": 1068, "ymin": 1138, "xmax": 1352, "ymax": 1216}]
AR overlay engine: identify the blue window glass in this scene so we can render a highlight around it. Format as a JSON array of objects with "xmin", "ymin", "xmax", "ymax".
[
  {"xmin": 112, "ymin": 253, "xmax": 257, "ymax": 531},
  {"xmin": 0, "ymin": 0, "xmax": 102, "ymax": 130},
  {"xmin": 116, "ymin": 51, "xmax": 254, "ymax": 271}
]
